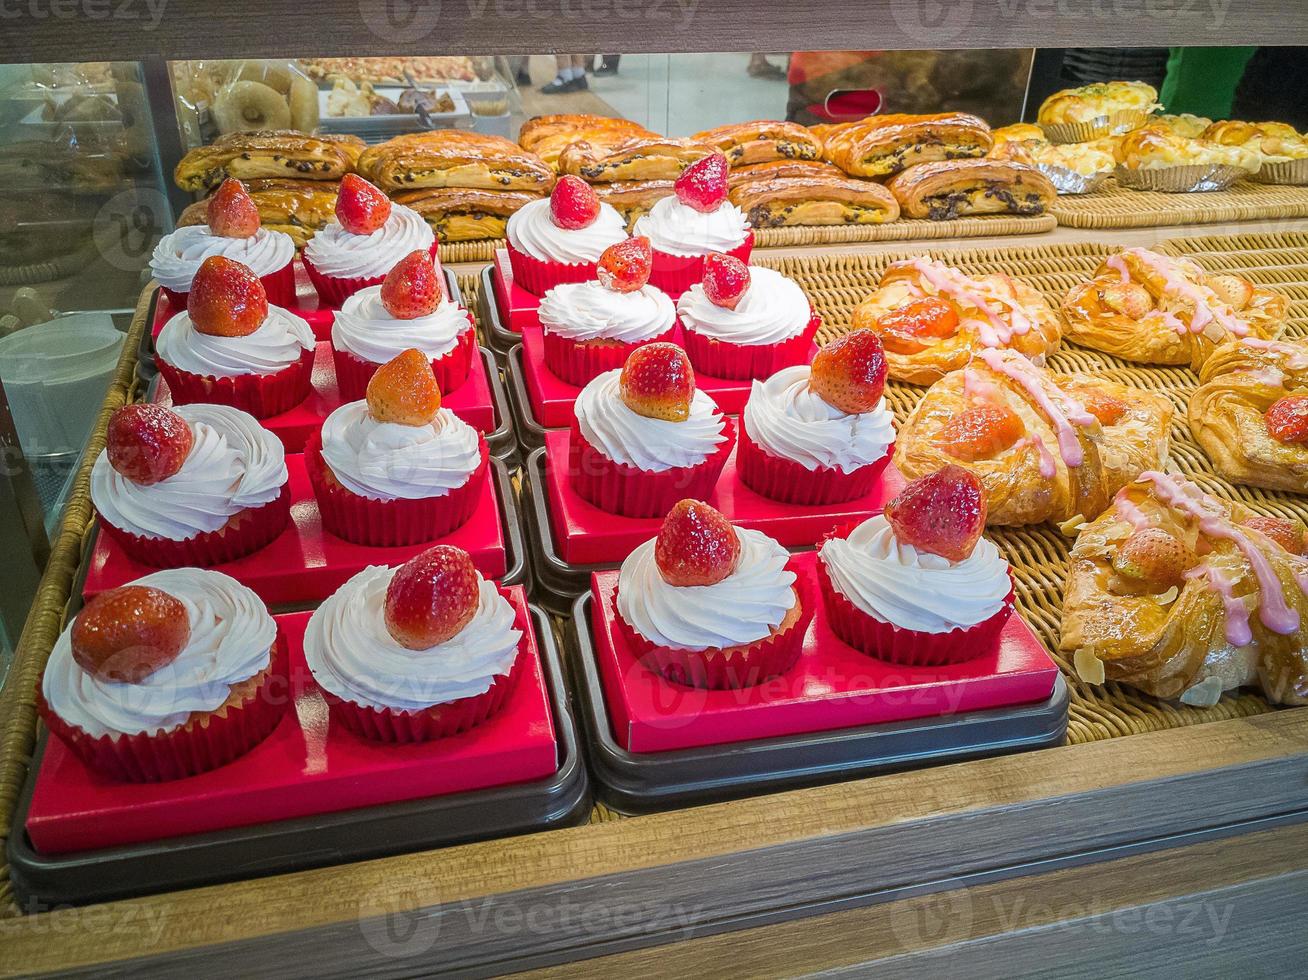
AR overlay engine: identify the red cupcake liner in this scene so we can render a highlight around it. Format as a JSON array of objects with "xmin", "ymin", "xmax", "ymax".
[
  {"xmin": 157, "ymin": 346, "xmax": 314, "ymax": 420},
  {"xmin": 815, "ymin": 531, "xmax": 1015, "ymax": 666},
  {"xmin": 507, "ymin": 244, "xmax": 598, "ymax": 297},
  {"xmin": 647, "ymin": 230, "xmax": 754, "ymax": 299},
  {"xmin": 37, "ymin": 638, "xmax": 289, "ymax": 782},
  {"xmin": 542, "ymin": 324, "xmax": 678, "ymax": 387},
  {"xmin": 568, "ymin": 416, "xmax": 735, "ymax": 518},
  {"xmin": 303, "ymin": 242, "xmax": 440, "ymax": 308},
  {"xmin": 332, "ymin": 324, "xmax": 476, "ymax": 402},
  {"xmin": 305, "ymin": 430, "xmax": 489, "ymax": 546},
  {"xmin": 737, "ymin": 422, "xmax": 892, "ymax": 505},
  {"xmin": 319, "ymin": 622, "xmax": 525, "ymax": 743},
  {"xmin": 681, "ymin": 310, "xmax": 821, "ymax": 381},
  {"xmin": 159, "ymin": 260, "xmax": 296, "ymax": 311},
  {"xmin": 98, "ymin": 484, "xmax": 291, "ymax": 568},
  {"xmin": 614, "ymin": 571, "xmax": 812, "ymax": 689}
]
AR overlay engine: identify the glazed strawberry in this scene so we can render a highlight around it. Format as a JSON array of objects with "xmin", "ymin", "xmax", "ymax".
[
  {"xmin": 875, "ymin": 298, "xmax": 960, "ymax": 354},
  {"xmin": 597, "ymin": 236, "xmax": 653, "ymax": 293},
  {"xmin": 702, "ymin": 252, "xmax": 750, "ymax": 309},
  {"xmin": 336, "ymin": 173, "xmax": 392, "ymax": 235},
  {"xmin": 1208, "ymin": 274, "xmax": 1254, "ymax": 310},
  {"xmin": 550, "ymin": 174, "xmax": 600, "ymax": 230},
  {"xmin": 1100, "ymin": 281, "xmax": 1153, "ymax": 319},
  {"xmin": 936, "ymin": 404, "xmax": 1024, "ymax": 461},
  {"xmin": 619, "ymin": 342, "xmax": 694, "ymax": 421},
  {"xmin": 106, "ymin": 404, "xmax": 194, "ymax": 485},
  {"xmin": 1077, "ymin": 388, "xmax": 1128, "ymax": 426},
  {"xmin": 366, "ymin": 348, "xmax": 441, "ymax": 425},
  {"xmin": 380, "ymin": 250, "xmax": 442, "ymax": 319},
  {"xmin": 809, "ymin": 329, "xmax": 887, "ymax": 414},
  {"xmin": 1265, "ymin": 394, "xmax": 1308, "ymax": 444},
  {"xmin": 70, "ymin": 585, "xmax": 190, "ymax": 683},
  {"xmin": 1243, "ymin": 515, "xmax": 1307, "ymax": 555},
  {"xmin": 1112, "ymin": 528, "xmax": 1197, "ymax": 589},
  {"xmin": 187, "ymin": 255, "xmax": 268, "ymax": 337},
  {"xmin": 674, "ymin": 153, "xmax": 729, "ymax": 213},
  {"xmin": 655, "ymin": 499, "xmax": 741, "ymax": 587},
  {"xmin": 884, "ymin": 465, "xmax": 987, "ymax": 563},
  {"xmin": 384, "ymin": 545, "xmax": 480, "ymax": 650},
  {"xmin": 206, "ymin": 178, "xmax": 260, "ymax": 238}
]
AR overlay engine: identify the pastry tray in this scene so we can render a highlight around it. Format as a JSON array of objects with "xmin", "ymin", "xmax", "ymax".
[
  {"xmin": 7, "ymin": 602, "xmax": 590, "ymax": 909},
  {"xmin": 567, "ymin": 591, "xmax": 1068, "ymax": 814}
]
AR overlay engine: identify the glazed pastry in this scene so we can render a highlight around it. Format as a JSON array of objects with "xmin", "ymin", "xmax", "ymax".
[
  {"xmin": 822, "ymin": 112, "xmax": 992, "ymax": 179},
  {"xmin": 177, "ymin": 178, "xmax": 341, "ymax": 249},
  {"xmin": 519, "ymin": 113, "xmax": 656, "ymax": 169},
  {"xmin": 691, "ymin": 120, "xmax": 823, "ymax": 168},
  {"xmin": 988, "ymin": 132, "xmax": 1116, "ymax": 192},
  {"xmin": 817, "ymin": 466, "xmax": 1015, "ymax": 664},
  {"xmin": 727, "ymin": 159, "xmax": 846, "ymax": 186},
  {"xmin": 92, "ymin": 403, "xmax": 289, "ymax": 567},
  {"xmin": 356, "ymin": 130, "xmax": 554, "ymax": 194},
  {"xmin": 1061, "ymin": 247, "xmax": 1287, "ymax": 367},
  {"xmin": 389, "ymin": 187, "xmax": 543, "ymax": 242},
  {"xmin": 1150, "ymin": 113, "xmax": 1214, "ymax": 138},
  {"xmin": 887, "ymin": 160, "xmax": 1056, "ymax": 220},
  {"xmin": 727, "ymin": 163, "xmax": 899, "ymax": 227},
  {"xmin": 893, "ymin": 347, "xmax": 1173, "ymax": 526},
  {"xmin": 593, "ymin": 179, "xmax": 675, "ymax": 225},
  {"xmin": 559, "ymin": 136, "xmax": 713, "ymax": 182},
  {"xmin": 989, "ymin": 123, "xmax": 1046, "ymax": 147},
  {"xmin": 305, "ymin": 545, "xmax": 523, "ymax": 741},
  {"xmin": 615, "ymin": 500, "xmax": 807, "ymax": 688},
  {"xmin": 1036, "ymin": 81, "xmax": 1161, "ymax": 137},
  {"xmin": 1201, "ymin": 120, "xmax": 1308, "ymax": 183},
  {"xmin": 1189, "ymin": 337, "xmax": 1308, "ymax": 493},
  {"xmin": 1114, "ymin": 127, "xmax": 1261, "ymax": 172},
  {"xmin": 504, "ymin": 175, "xmax": 628, "ymax": 295},
  {"xmin": 850, "ymin": 256, "xmax": 1063, "ymax": 385},
  {"xmin": 1061, "ymin": 472, "xmax": 1308, "ymax": 706},
  {"xmin": 174, "ymin": 130, "xmax": 364, "ymax": 192}
]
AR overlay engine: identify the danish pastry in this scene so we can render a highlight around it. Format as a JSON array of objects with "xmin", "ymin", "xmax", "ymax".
[
  {"xmin": 1189, "ymin": 337, "xmax": 1308, "ymax": 493},
  {"xmin": 557, "ymin": 136, "xmax": 712, "ymax": 182},
  {"xmin": 822, "ymin": 112, "xmax": 992, "ymax": 178},
  {"xmin": 728, "ymin": 163, "xmax": 899, "ymax": 227},
  {"xmin": 1150, "ymin": 113, "xmax": 1214, "ymax": 138},
  {"xmin": 178, "ymin": 178, "xmax": 339, "ymax": 248},
  {"xmin": 1114, "ymin": 126, "xmax": 1261, "ymax": 172},
  {"xmin": 389, "ymin": 186, "xmax": 543, "ymax": 241},
  {"xmin": 356, "ymin": 131, "xmax": 554, "ymax": 194},
  {"xmin": 1061, "ymin": 248, "xmax": 1287, "ymax": 367},
  {"xmin": 691, "ymin": 120, "xmax": 823, "ymax": 167},
  {"xmin": 1061, "ymin": 472, "xmax": 1308, "ymax": 706},
  {"xmin": 886, "ymin": 160, "xmax": 1056, "ymax": 220},
  {"xmin": 1036, "ymin": 81, "xmax": 1161, "ymax": 135},
  {"xmin": 174, "ymin": 131, "xmax": 364, "ymax": 192},
  {"xmin": 894, "ymin": 347, "xmax": 1172, "ymax": 526},
  {"xmin": 592, "ymin": 179, "xmax": 674, "ymax": 224},
  {"xmin": 850, "ymin": 256, "xmax": 1063, "ymax": 385},
  {"xmin": 519, "ymin": 113, "xmax": 656, "ymax": 169}
]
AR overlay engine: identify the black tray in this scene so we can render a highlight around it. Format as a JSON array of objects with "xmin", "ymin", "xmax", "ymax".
[
  {"xmin": 478, "ymin": 262, "xmax": 524, "ymax": 358},
  {"xmin": 521, "ymin": 446, "xmax": 613, "ymax": 616},
  {"xmin": 567, "ymin": 592, "xmax": 1069, "ymax": 815},
  {"xmin": 504, "ymin": 343, "xmax": 551, "ymax": 454},
  {"xmin": 7, "ymin": 605, "xmax": 589, "ymax": 911}
]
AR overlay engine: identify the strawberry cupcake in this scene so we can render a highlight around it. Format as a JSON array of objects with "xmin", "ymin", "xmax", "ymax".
[
  {"xmin": 632, "ymin": 153, "xmax": 752, "ymax": 298},
  {"xmin": 305, "ymin": 545, "xmax": 523, "ymax": 742},
  {"xmin": 506, "ymin": 174, "xmax": 628, "ymax": 295},
  {"xmin": 38, "ymin": 569, "xmax": 286, "ymax": 781},
  {"xmin": 330, "ymin": 249, "xmax": 476, "ymax": 401},
  {"xmin": 570, "ymin": 343, "xmax": 734, "ymax": 517},
  {"xmin": 155, "ymin": 255, "xmax": 315, "ymax": 419},
  {"xmin": 677, "ymin": 253, "xmax": 819, "ymax": 380},
  {"xmin": 303, "ymin": 174, "xmax": 439, "ymax": 308},
  {"xmin": 616, "ymin": 500, "xmax": 809, "ymax": 688},
  {"xmin": 307, "ymin": 349, "xmax": 488, "ymax": 546},
  {"xmin": 151, "ymin": 179, "xmax": 295, "ymax": 308},
  {"xmin": 817, "ymin": 467, "xmax": 1016, "ymax": 666},
  {"xmin": 740, "ymin": 330, "xmax": 896, "ymax": 504},
  {"xmin": 92, "ymin": 403, "xmax": 290, "ymax": 567},
  {"xmin": 538, "ymin": 237, "xmax": 677, "ymax": 386}
]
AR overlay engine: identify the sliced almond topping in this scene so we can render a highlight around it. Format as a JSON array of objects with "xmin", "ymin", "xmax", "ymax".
[
  {"xmin": 1073, "ymin": 647, "xmax": 1106, "ymax": 685},
  {"xmin": 1179, "ymin": 676, "xmax": 1225, "ymax": 707}
]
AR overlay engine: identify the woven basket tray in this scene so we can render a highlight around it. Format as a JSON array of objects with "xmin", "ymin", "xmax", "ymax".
[{"xmin": 1050, "ymin": 180, "xmax": 1308, "ymax": 229}]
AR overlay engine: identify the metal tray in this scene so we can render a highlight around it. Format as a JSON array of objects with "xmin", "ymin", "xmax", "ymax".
[
  {"xmin": 521, "ymin": 446, "xmax": 613, "ymax": 616},
  {"xmin": 477, "ymin": 263, "xmax": 524, "ymax": 358},
  {"xmin": 504, "ymin": 343, "xmax": 551, "ymax": 454}
]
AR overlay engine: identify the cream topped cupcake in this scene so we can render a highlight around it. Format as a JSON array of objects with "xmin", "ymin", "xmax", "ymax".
[
  {"xmin": 615, "ymin": 499, "xmax": 807, "ymax": 688},
  {"xmin": 305, "ymin": 545, "xmax": 522, "ymax": 741},
  {"xmin": 506, "ymin": 175, "xmax": 628, "ymax": 295}
]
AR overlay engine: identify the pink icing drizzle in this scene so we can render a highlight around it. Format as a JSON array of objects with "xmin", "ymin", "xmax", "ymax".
[
  {"xmin": 1113, "ymin": 494, "xmax": 1153, "ymax": 532},
  {"xmin": 1240, "ymin": 338, "xmax": 1308, "ymax": 371},
  {"xmin": 1107, "ymin": 249, "xmax": 1248, "ymax": 341},
  {"xmin": 1185, "ymin": 563, "xmax": 1254, "ymax": 647},
  {"xmin": 1015, "ymin": 435, "xmax": 1057, "ymax": 478},
  {"xmin": 978, "ymin": 348, "xmax": 1094, "ymax": 468},
  {"xmin": 905, "ymin": 258, "xmax": 1032, "ymax": 348},
  {"xmin": 963, "ymin": 368, "xmax": 1005, "ymax": 404}
]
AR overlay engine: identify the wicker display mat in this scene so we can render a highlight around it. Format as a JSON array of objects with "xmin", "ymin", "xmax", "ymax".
[
  {"xmin": 1050, "ymin": 180, "xmax": 1308, "ymax": 230},
  {"xmin": 441, "ymin": 238, "xmax": 501, "ymax": 263}
]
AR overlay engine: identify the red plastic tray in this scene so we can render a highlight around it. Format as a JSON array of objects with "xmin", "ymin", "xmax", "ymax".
[
  {"xmin": 82, "ymin": 453, "xmax": 507, "ymax": 607},
  {"xmin": 151, "ymin": 340, "xmax": 495, "ymax": 453},
  {"xmin": 589, "ymin": 555, "xmax": 1059, "ymax": 753},
  {"xmin": 26, "ymin": 587, "xmax": 556, "ymax": 855},
  {"xmin": 491, "ymin": 247, "xmax": 542, "ymax": 332},
  {"xmin": 542, "ymin": 429, "xmax": 905, "ymax": 565}
]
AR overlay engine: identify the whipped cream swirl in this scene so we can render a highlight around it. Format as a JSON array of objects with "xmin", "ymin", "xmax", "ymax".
[
  {"xmin": 506, "ymin": 197, "xmax": 628, "ymax": 264},
  {"xmin": 820, "ymin": 516, "xmax": 1011, "ymax": 633},
  {"xmin": 303, "ymin": 204, "xmax": 435, "ymax": 279},
  {"xmin": 42, "ymin": 568, "xmax": 277, "ymax": 737},
  {"xmin": 320, "ymin": 401, "xmax": 482, "ymax": 501},
  {"xmin": 744, "ymin": 365, "xmax": 894, "ymax": 473},
  {"xmin": 157, "ymin": 307, "xmax": 314, "ymax": 378},
  {"xmin": 305, "ymin": 565, "xmax": 521, "ymax": 711},
  {"xmin": 150, "ymin": 225, "xmax": 295, "ymax": 292},
  {"xmin": 618, "ymin": 528, "xmax": 797, "ymax": 650},
  {"xmin": 539, "ymin": 281, "xmax": 676, "ymax": 343},
  {"xmin": 677, "ymin": 267, "xmax": 811, "ymax": 345},
  {"xmin": 633, "ymin": 195, "xmax": 750, "ymax": 257},
  {"xmin": 92, "ymin": 404, "xmax": 287, "ymax": 541},
  {"xmin": 331, "ymin": 286, "xmax": 472, "ymax": 364},
  {"xmin": 575, "ymin": 369, "xmax": 727, "ymax": 471}
]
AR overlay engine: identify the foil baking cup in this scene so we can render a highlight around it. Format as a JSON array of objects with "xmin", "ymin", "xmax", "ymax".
[
  {"xmin": 1037, "ymin": 164, "xmax": 1111, "ymax": 195},
  {"xmin": 1040, "ymin": 110, "xmax": 1152, "ymax": 145},
  {"xmin": 1114, "ymin": 164, "xmax": 1249, "ymax": 193},
  {"xmin": 1252, "ymin": 158, "xmax": 1308, "ymax": 186}
]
